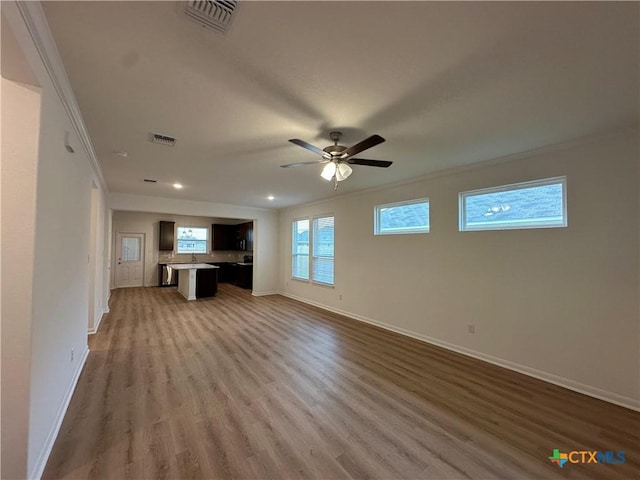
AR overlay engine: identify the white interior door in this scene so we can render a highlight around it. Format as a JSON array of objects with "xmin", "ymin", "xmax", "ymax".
[{"xmin": 115, "ymin": 233, "xmax": 144, "ymax": 288}]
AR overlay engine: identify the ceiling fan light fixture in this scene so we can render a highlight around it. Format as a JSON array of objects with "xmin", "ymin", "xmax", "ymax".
[
  {"xmin": 321, "ymin": 162, "xmax": 336, "ymax": 181},
  {"xmin": 335, "ymin": 163, "xmax": 352, "ymax": 181},
  {"xmin": 284, "ymin": 133, "xmax": 389, "ymax": 187}
]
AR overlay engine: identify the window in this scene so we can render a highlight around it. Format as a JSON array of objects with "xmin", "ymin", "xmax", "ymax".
[
  {"xmin": 459, "ymin": 176, "xmax": 567, "ymax": 231},
  {"xmin": 374, "ymin": 198, "xmax": 430, "ymax": 235},
  {"xmin": 121, "ymin": 236, "xmax": 141, "ymax": 261},
  {"xmin": 291, "ymin": 215, "xmax": 335, "ymax": 286},
  {"xmin": 312, "ymin": 215, "xmax": 334, "ymax": 285},
  {"xmin": 176, "ymin": 226, "xmax": 208, "ymax": 253},
  {"xmin": 292, "ymin": 219, "xmax": 309, "ymax": 280}
]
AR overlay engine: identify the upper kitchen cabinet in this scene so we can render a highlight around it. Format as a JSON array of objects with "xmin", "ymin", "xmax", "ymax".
[
  {"xmin": 212, "ymin": 221, "xmax": 253, "ymax": 251},
  {"xmin": 212, "ymin": 224, "xmax": 234, "ymax": 251},
  {"xmin": 234, "ymin": 221, "xmax": 253, "ymax": 251},
  {"xmin": 241, "ymin": 221, "xmax": 253, "ymax": 251},
  {"xmin": 159, "ymin": 221, "xmax": 175, "ymax": 251}
]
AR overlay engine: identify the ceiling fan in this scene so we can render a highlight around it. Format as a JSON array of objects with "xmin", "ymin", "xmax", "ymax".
[{"xmin": 281, "ymin": 132, "xmax": 392, "ymax": 189}]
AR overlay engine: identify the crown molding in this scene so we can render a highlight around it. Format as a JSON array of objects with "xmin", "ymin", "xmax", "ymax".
[{"xmin": 14, "ymin": 1, "xmax": 108, "ymax": 193}]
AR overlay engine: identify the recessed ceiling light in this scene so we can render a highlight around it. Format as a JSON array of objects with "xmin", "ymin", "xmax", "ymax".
[
  {"xmin": 267, "ymin": 195, "xmax": 275, "ymax": 200},
  {"xmin": 173, "ymin": 183, "xmax": 184, "ymax": 189}
]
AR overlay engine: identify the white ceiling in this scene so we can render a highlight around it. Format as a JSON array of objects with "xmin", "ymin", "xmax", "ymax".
[{"xmin": 42, "ymin": 1, "xmax": 638, "ymax": 209}]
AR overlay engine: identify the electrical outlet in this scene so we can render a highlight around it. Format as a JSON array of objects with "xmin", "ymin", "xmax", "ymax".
[
  {"xmin": 468, "ymin": 324, "xmax": 475, "ymax": 334},
  {"xmin": 339, "ymin": 294, "xmax": 343, "ymax": 300},
  {"xmin": 71, "ymin": 348, "xmax": 75, "ymax": 362}
]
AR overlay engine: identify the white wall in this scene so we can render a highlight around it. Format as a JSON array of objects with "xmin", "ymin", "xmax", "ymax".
[
  {"xmin": 1, "ymin": 3, "xmax": 111, "ymax": 478},
  {"xmin": 1, "ymin": 75, "xmax": 42, "ymax": 480},
  {"xmin": 279, "ymin": 129, "xmax": 639, "ymax": 410},
  {"xmin": 109, "ymin": 194, "xmax": 279, "ymax": 295},
  {"xmin": 88, "ymin": 187, "xmax": 98, "ymax": 331},
  {"xmin": 28, "ymin": 87, "xmax": 97, "ymax": 476}
]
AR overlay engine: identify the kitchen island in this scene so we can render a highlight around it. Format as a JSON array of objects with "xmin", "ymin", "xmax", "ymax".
[{"xmin": 171, "ymin": 263, "xmax": 219, "ymax": 300}]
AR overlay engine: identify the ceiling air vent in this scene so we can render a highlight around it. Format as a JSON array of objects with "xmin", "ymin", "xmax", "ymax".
[
  {"xmin": 183, "ymin": 0, "xmax": 238, "ymax": 34},
  {"xmin": 150, "ymin": 132, "xmax": 176, "ymax": 147}
]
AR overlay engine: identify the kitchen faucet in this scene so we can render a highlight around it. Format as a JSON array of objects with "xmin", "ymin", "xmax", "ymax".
[{"xmin": 191, "ymin": 253, "xmax": 197, "ymax": 263}]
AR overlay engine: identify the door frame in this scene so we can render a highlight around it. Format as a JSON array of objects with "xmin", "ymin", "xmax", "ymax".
[{"xmin": 114, "ymin": 232, "xmax": 145, "ymax": 288}]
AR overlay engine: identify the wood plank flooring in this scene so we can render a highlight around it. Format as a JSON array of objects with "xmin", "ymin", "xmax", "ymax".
[{"xmin": 43, "ymin": 285, "xmax": 639, "ymax": 479}]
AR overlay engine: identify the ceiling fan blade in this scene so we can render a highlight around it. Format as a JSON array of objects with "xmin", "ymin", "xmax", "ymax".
[
  {"xmin": 289, "ymin": 139, "xmax": 331, "ymax": 159},
  {"xmin": 280, "ymin": 160, "xmax": 329, "ymax": 168},
  {"xmin": 346, "ymin": 158, "xmax": 393, "ymax": 168},
  {"xmin": 341, "ymin": 134, "xmax": 385, "ymax": 158}
]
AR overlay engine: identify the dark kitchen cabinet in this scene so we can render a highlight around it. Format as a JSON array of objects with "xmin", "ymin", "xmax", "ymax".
[
  {"xmin": 207, "ymin": 262, "xmax": 235, "ymax": 283},
  {"xmin": 235, "ymin": 263, "xmax": 253, "ymax": 289},
  {"xmin": 159, "ymin": 221, "xmax": 175, "ymax": 251},
  {"xmin": 241, "ymin": 222, "xmax": 253, "ymax": 251},
  {"xmin": 233, "ymin": 222, "xmax": 253, "ymax": 251},
  {"xmin": 196, "ymin": 268, "xmax": 218, "ymax": 298},
  {"xmin": 212, "ymin": 224, "xmax": 233, "ymax": 251},
  {"xmin": 212, "ymin": 222, "xmax": 253, "ymax": 251}
]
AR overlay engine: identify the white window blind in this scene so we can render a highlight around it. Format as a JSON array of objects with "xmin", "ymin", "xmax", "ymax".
[
  {"xmin": 176, "ymin": 227, "xmax": 208, "ymax": 253},
  {"xmin": 292, "ymin": 219, "xmax": 309, "ymax": 280},
  {"xmin": 312, "ymin": 215, "xmax": 334, "ymax": 285}
]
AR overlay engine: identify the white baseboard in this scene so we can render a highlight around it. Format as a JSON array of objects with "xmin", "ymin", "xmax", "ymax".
[
  {"xmin": 252, "ymin": 290, "xmax": 278, "ymax": 297},
  {"xmin": 279, "ymin": 291, "xmax": 640, "ymax": 412},
  {"xmin": 88, "ymin": 310, "xmax": 107, "ymax": 335},
  {"xmin": 29, "ymin": 346, "xmax": 90, "ymax": 479}
]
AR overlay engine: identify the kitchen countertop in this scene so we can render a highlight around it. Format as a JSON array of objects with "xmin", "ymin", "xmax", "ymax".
[
  {"xmin": 170, "ymin": 263, "xmax": 219, "ymax": 270},
  {"xmin": 159, "ymin": 261, "xmax": 234, "ymax": 265}
]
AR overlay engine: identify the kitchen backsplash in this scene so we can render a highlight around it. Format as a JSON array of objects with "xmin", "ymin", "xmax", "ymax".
[{"xmin": 157, "ymin": 251, "xmax": 251, "ymax": 263}]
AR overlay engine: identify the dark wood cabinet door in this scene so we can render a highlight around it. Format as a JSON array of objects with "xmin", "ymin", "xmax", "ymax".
[
  {"xmin": 207, "ymin": 262, "xmax": 234, "ymax": 283},
  {"xmin": 159, "ymin": 221, "xmax": 175, "ymax": 251},
  {"xmin": 212, "ymin": 224, "xmax": 232, "ymax": 251},
  {"xmin": 213, "ymin": 222, "xmax": 253, "ymax": 251},
  {"xmin": 244, "ymin": 221, "xmax": 253, "ymax": 251},
  {"xmin": 212, "ymin": 224, "xmax": 224, "ymax": 250},
  {"xmin": 196, "ymin": 268, "xmax": 218, "ymax": 298},
  {"xmin": 236, "ymin": 264, "xmax": 253, "ymax": 289},
  {"xmin": 237, "ymin": 223, "xmax": 246, "ymax": 250}
]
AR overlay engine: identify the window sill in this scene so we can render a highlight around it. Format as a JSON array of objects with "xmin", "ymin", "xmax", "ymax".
[
  {"xmin": 291, "ymin": 276, "xmax": 310, "ymax": 283},
  {"xmin": 289, "ymin": 277, "xmax": 335, "ymax": 288}
]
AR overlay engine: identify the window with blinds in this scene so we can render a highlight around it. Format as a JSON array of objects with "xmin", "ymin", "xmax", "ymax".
[
  {"xmin": 291, "ymin": 214, "xmax": 335, "ymax": 286},
  {"xmin": 176, "ymin": 226, "xmax": 209, "ymax": 253},
  {"xmin": 312, "ymin": 215, "xmax": 334, "ymax": 285},
  {"xmin": 292, "ymin": 218, "xmax": 310, "ymax": 280}
]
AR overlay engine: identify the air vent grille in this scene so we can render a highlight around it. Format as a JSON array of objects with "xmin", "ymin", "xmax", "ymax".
[
  {"xmin": 150, "ymin": 133, "xmax": 176, "ymax": 147},
  {"xmin": 184, "ymin": 0, "xmax": 238, "ymax": 34}
]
